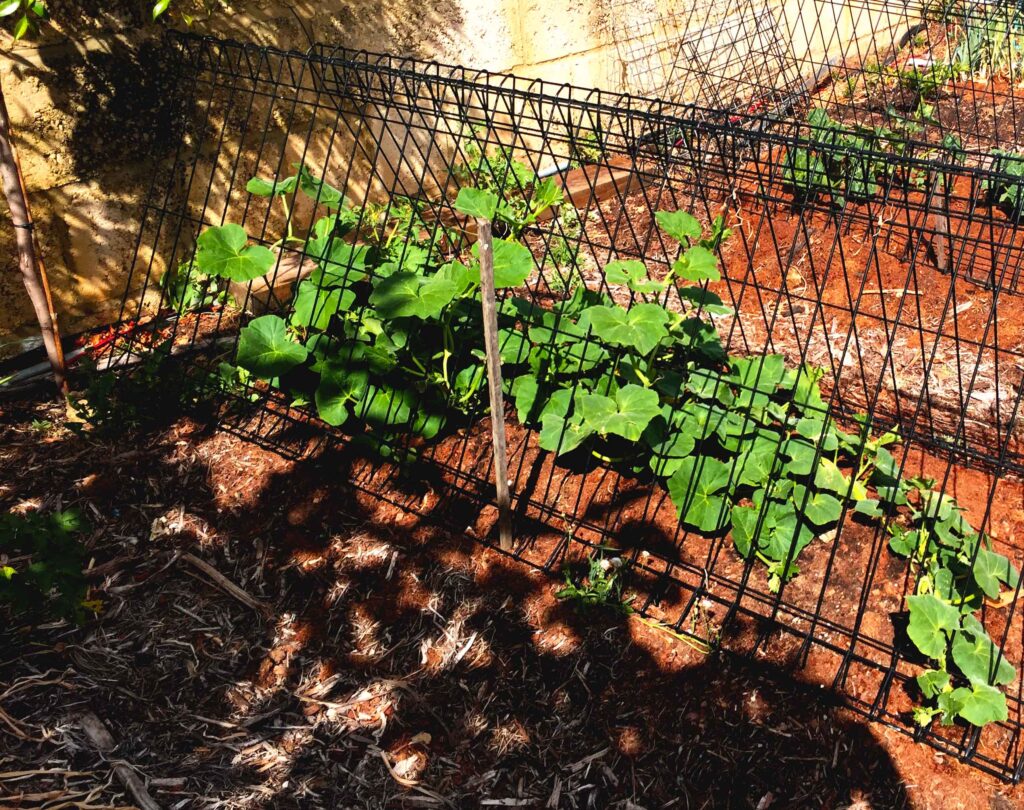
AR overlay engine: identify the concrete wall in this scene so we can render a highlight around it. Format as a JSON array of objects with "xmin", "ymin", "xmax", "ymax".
[{"xmin": 0, "ymin": 0, "xmax": 914, "ymax": 356}]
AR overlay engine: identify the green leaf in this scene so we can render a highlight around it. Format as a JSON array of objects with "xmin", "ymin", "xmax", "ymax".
[
  {"xmin": 972, "ymin": 547, "xmax": 1019, "ymax": 600},
  {"xmin": 678, "ymin": 286, "xmax": 731, "ymax": 315},
  {"xmin": 152, "ymin": 0, "xmax": 171, "ymax": 19},
  {"xmin": 454, "ymin": 187, "xmax": 499, "ymax": 220},
  {"xmin": 952, "ymin": 616, "xmax": 1016, "ymax": 687},
  {"xmin": 195, "ymin": 224, "xmax": 276, "ymax": 282},
  {"xmin": 578, "ymin": 384, "xmax": 660, "ymax": 441},
  {"xmin": 353, "ymin": 385, "xmax": 414, "ymax": 428},
  {"xmin": 781, "ymin": 437, "xmax": 818, "ymax": 476},
  {"xmin": 236, "ymin": 315, "xmax": 309, "ymax": 379},
  {"xmin": 582, "ymin": 303, "xmax": 670, "ymax": 355},
  {"xmin": 314, "ymin": 366, "xmax": 368, "ymax": 427},
  {"xmin": 672, "ymin": 245, "xmax": 720, "ymax": 282},
  {"xmin": 792, "ymin": 484, "xmax": 843, "ymax": 526},
  {"xmin": 246, "ymin": 173, "xmax": 298, "ymax": 197},
  {"xmin": 916, "ymin": 668, "xmax": 950, "ymax": 699},
  {"xmin": 644, "ymin": 417, "xmax": 698, "ymax": 478},
  {"xmin": 12, "ymin": 13, "xmax": 28, "ymax": 38},
  {"xmin": 814, "ymin": 457, "xmax": 851, "ymax": 495},
  {"xmin": 730, "ymin": 354, "xmax": 785, "ymax": 396},
  {"xmin": 668, "ymin": 456, "xmax": 733, "ymax": 533},
  {"xmin": 737, "ymin": 436, "xmax": 779, "ymax": 487},
  {"xmin": 498, "ymin": 328, "xmax": 530, "ymax": 364},
  {"xmin": 539, "ymin": 413, "xmax": 593, "ymax": 454},
  {"xmin": 952, "ymin": 684, "xmax": 1008, "ymax": 727},
  {"xmin": 369, "ymin": 272, "xmax": 457, "ymax": 320},
  {"xmin": 0, "ymin": 0, "xmax": 21, "ymax": 15},
  {"xmin": 731, "ymin": 505, "xmax": 761, "ymax": 558},
  {"xmin": 471, "ymin": 238, "xmax": 534, "ymax": 289},
  {"xmin": 511, "ymin": 375, "xmax": 539, "ymax": 423},
  {"xmin": 291, "ymin": 282, "xmax": 354, "ymax": 331},
  {"xmin": 604, "ymin": 259, "xmax": 666, "ymax": 294},
  {"xmin": 297, "ymin": 164, "xmax": 348, "ymax": 209},
  {"xmin": 655, "ymin": 210, "xmax": 701, "ymax": 243},
  {"xmin": 758, "ymin": 500, "xmax": 815, "ymax": 562},
  {"xmin": 906, "ymin": 593, "xmax": 960, "ymax": 660}
]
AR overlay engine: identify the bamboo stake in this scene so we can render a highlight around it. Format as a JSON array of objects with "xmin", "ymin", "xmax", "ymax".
[
  {"xmin": 0, "ymin": 69, "xmax": 66, "ymax": 394},
  {"xmin": 475, "ymin": 218, "xmax": 513, "ymax": 550}
]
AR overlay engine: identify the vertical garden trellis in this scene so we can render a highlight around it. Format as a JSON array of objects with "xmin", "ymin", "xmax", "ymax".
[{"xmin": 114, "ymin": 27, "xmax": 1024, "ymax": 781}]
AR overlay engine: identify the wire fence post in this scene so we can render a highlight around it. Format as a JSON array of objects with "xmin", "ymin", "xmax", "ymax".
[{"xmin": 475, "ymin": 218, "xmax": 513, "ymax": 551}]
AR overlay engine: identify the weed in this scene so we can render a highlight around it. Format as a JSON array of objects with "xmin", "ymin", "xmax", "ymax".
[{"xmin": 0, "ymin": 508, "xmax": 89, "ymax": 622}]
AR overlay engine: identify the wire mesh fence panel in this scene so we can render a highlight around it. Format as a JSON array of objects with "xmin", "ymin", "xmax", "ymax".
[{"xmin": 113, "ymin": 31, "xmax": 1024, "ymax": 781}]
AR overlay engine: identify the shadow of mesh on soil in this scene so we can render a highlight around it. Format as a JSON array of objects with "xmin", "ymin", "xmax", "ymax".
[{"xmin": 0, "ymin": 403, "xmax": 920, "ymax": 809}]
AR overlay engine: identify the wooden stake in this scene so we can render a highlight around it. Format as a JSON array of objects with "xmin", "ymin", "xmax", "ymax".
[
  {"xmin": 475, "ymin": 218, "xmax": 513, "ymax": 551},
  {"xmin": 0, "ymin": 70, "xmax": 66, "ymax": 394},
  {"xmin": 929, "ymin": 170, "xmax": 950, "ymax": 276}
]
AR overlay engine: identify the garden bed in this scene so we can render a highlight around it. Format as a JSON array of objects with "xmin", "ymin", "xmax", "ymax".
[{"xmin": 2, "ymin": 395, "xmax": 1022, "ymax": 808}]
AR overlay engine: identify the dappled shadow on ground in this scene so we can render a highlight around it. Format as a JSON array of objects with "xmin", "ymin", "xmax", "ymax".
[{"xmin": 0, "ymin": 395, "xmax": 1015, "ymax": 808}]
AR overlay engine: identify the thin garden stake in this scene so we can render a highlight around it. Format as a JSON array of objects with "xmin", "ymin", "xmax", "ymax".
[
  {"xmin": 0, "ymin": 70, "xmax": 65, "ymax": 394},
  {"xmin": 475, "ymin": 218, "xmax": 513, "ymax": 550}
]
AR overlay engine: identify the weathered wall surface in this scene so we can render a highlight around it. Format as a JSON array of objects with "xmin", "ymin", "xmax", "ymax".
[{"xmin": 0, "ymin": 0, "xmax": 913, "ymax": 356}]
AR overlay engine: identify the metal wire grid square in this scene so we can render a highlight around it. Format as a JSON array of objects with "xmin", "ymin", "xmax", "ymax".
[{"xmin": 112, "ymin": 33, "xmax": 1024, "ymax": 781}]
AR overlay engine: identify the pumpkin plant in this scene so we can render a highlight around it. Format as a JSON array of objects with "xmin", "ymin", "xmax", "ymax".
[{"xmin": 184, "ymin": 148, "xmax": 1019, "ymax": 730}]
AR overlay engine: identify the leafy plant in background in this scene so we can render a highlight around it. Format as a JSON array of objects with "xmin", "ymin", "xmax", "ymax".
[
  {"xmin": 985, "ymin": 149, "xmax": 1024, "ymax": 219},
  {"xmin": 158, "ymin": 259, "xmax": 231, "ymax": 314},
  {"xmin": 783, "ymin": 107, "xmax": 964, "ymax": 204},
  {"xmin": 0, "ymin": 509, "xmax": 88, "ymax": 622},
  {"xmin": 952, "ymin": 3, "xmax": 1024, "ymax": 82},
  {"xmin": 2, "ymin": 0, "xmax": 192, "ymax": 37},
  {"xmin": 0, "ymin": 0, "xmax": 43, "ymax": 39}
]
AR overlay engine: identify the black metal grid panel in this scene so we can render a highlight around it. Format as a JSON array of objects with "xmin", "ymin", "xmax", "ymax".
[{"xmin": 114, "ymin": 33, "xmax": 1024, "ymax": 781}]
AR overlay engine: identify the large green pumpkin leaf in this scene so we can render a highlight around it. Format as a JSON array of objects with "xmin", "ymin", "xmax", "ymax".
[
  {"xmin": 578, "ymin": 384, "xmax": 660, "ymax": 441},
  {"xmin": 236, "ymin": 315, "xmax": 308, "ymax": 379},
  {"xmin": 353, "ymin": 385, "xmax": 415, "ymax": 427},
  {"xmin": 539, "ymin": 413, "xmax": 593, "ymax": 455},
  {"xmin": 792, "ymin": 484, "xmax": 843, "ymax": 526},
  {"xmin": 291, "ymin": 282, "xmax": 355, "ymax": 331},
  {"xmin": 454, "ymin": 187, "xmax": 499, "ymax": 220},
  {"xmin": 906, "ymin": 593, "xmax": 960, "ymax": 660},
  {"xmin": 471, "ymin": 238, "xmax": 534, "ymax": 288},
  {"xmin": 730, "ymin": 354, "xmax": 786, "ymax": 396},
  {"xmin": 582, "ymin": 303, "xmax": 670, "ymax": 355},
  {"xmin": 672, "ymin": 245, "xmax": 720, "ymax": 282},
  {"xmin": 758, "ymin": 500, "xmax": 815, "ymax": 562},
  {"xmin": 655, "ymin": 210, "xmax": 701, "ymax": 243},
  {"xmin": 314, "ymin": 365, "xmax": 368, "ymax": 427},
  {"xmin": 246, "ymin": 173, "xmax": 298, "ymax": 197},
  {"xmin": 731, "ymin": 504, "xmax": 761, "ymax": 558},
  {"xmin": 604, "ymin": 259, "xmax": 666, "ymax": 294},
  {"xmin": 369, "ymin": 272, "xmax": 457, "ymax": 320},
  {"xmin": 952, "ymin": 615, "xmax": 1016, "ymax": 687},
  {"xmin": 972, "ymin": 547, "xmax": 1020, "ymax": 600},
  {"xmin": 195, "ymin": 224, "xmax": 276, "ymax": 282},
  {"xmin": 668, "ymin": 456, "xmax": 733, "ymax": 533},
  {"xmin": 951, "ymin": 684, "xmax": 1008, "ymax": 727}
]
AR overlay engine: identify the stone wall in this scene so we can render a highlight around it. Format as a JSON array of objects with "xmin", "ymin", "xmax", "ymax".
[{"xmin": 0, "ymin": 0, "xmax": 913, "ymax": 355}]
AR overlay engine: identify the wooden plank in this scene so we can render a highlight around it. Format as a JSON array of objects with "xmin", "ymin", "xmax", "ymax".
[{"xmin": 228, "ymin": 249, "xmax": 316, "ymax": 315}]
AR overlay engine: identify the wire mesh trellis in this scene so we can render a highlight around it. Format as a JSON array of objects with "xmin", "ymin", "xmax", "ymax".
[{"xmin": 112, "ymin": 28, "xmax": 1024, "ymax": 781}]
